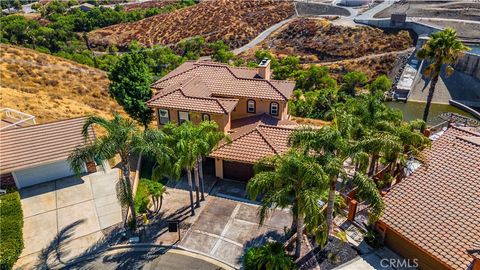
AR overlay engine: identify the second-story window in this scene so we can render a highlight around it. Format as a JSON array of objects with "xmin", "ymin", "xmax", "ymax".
[
  {"xmin": 247, "ymin": 99, "xmax": 256, "ymax": 113},
  {"xmin": 159, "ymin": 109, "xmax": 170, "ymax": 125},
  {"xmin": 202, "ymin": 114, "xmax": 210, "ymax": 121},
  {"xmin": 270, "ymin": 102, "xmax": 279, "ymax": 116},
  {"xmin": 178, "ymin": 111, "xmax": 189, "ymax": 124}
]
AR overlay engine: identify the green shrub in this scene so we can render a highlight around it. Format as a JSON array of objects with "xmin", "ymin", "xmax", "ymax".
[
  {"xmin": 134, "ymin": 180, "xmax": 150, "ymax": 214},
  {"xmin": 0, "ymin": 192, "xmax": 24, "ymax": 270},
  {"xmin": 243, "ymin": 242, "xmax": 296, "ymax": 270}
]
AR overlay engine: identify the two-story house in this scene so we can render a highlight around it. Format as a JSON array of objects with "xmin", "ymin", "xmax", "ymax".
[{"xmin": 147, "ymin": 59, "xmax": 298, "ymax": 181}]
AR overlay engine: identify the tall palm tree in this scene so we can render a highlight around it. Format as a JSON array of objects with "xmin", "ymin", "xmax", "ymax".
[
  {"xmin": 247, "ymin": 150, "xmax": 329, "ymax": 259},
  {"xmin": 243, "ymin": 241, "xmax": 296, "ymax": 270},
  {"xmin": 194, "ymin": 121, "xmax": 230, "ymax": 201},
  {"xmin": 162, "ymin": 122, "xmax": 201, "ymax": 216},
  {"xmin": 68, "ymin": 114, "xmax": 140, "ymax": 230},
  {"xmin": 417, "ymin": 28, "xmax": 470, "ymax": 122},
  {"xmin": 289, "ymin": 124, "xmax": 385, "ymax": 237}
]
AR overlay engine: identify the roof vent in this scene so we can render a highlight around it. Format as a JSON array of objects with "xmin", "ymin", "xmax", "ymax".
[{"xmin": 258, "ymin": 58, "xmax": 271, "ymax": 80}]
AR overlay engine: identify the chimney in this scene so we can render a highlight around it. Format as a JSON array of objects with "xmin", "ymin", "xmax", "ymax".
[{"xmin": 258, "ymin": 58, "xmax": 271, "ymax": 80}]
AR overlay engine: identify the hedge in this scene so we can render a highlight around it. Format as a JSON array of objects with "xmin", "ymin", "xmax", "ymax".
[{"xmin": 0, "ymin": 192, "xmax": 24, "ymax": 270}]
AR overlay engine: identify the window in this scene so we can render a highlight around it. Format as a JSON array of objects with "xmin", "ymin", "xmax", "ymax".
[
  {"xmin": 158, "ymin": 109, "xmax": 169, "ymax": 125},
  {"xmin": 247, "ymin": 99, "xmax": 256, "ymax": 113},
  {"xmin": 270, "ymin": 102, "xmax": 279, "ymax": 116},
  {"xmin": 202, "ymin": 114, "xmax": 210, "ymax": 121},
  {"xmin": 178, "ymin": 111, "xmax": 189, "ymax": 124}
]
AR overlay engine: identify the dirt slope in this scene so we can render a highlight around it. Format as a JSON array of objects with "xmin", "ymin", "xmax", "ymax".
[
  {"xmin": 0, "ymin": 44, "xmax": 122, "ymax": 123},
  {"xmin": 88, "ymin": 0, "xmax": 294, "ymax": 49}
]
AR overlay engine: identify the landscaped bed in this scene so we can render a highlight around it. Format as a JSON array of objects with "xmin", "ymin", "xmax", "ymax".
[{"xmin": 0, "ymin": 192, "xmax": 24, "ymax": 269}]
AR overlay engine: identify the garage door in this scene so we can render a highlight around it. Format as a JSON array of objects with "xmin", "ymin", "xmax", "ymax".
[
  {"xmin": 13, "ymin": 160, "xmax": 78, "ymax": 188},
  {"xmin": 223, "ymin": 160, "xmax": 254, "ymax": 182}
]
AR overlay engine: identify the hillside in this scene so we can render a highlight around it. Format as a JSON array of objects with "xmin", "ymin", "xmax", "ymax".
[
  {"xmin": 252, "ymin": 19, "xmax": 413, "ymax": 62},
  {"xmin": 88, "ymin": 0, "xmax": 294, "ymax": 49},
  {"xmin": 0, "ymin": 44, "xmax": 122, "ymax": 123},
  {"xmin": 240, "ymin": 18, "xmax": 413, "ymax": 79}
]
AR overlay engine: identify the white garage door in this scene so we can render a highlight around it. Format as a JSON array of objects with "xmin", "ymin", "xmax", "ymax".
[{"xmin": 13, "ymin": 160, "xmax": 78, "ymax": 188}]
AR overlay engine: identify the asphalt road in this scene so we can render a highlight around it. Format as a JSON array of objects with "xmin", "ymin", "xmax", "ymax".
[{"xmin": 65, "ymin": 249, "xmax": 230, "ymax": 270}]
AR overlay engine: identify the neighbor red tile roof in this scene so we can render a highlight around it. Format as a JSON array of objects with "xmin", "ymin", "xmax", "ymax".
[
  {"xmin": 381, "ymin": 126, "xmax": 480, "ymax": 270},
  {"xmin": 210, "ymin": 121, "xmax": 296, "ymax": 164},
  {"xmin": 148, "ymin": 76, "xmax": 238, "ymax": 114},
  {"xmin": 0, "ymin": 117, "xmax": 95, "ymax": 173},
  {"xmin": 151, "ymin": 61, "xmax": 295, "ymax": 101}
]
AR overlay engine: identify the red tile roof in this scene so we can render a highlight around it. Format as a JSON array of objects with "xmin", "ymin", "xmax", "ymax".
[
  {"xmin": 148, "ymin": 76, "xmax": 238, "ymax": 114},
  {"xmin": 210, "ymin": 122, "xmax": 296, "ymax": 164},
  {"xmin": 381, "ymin": 126, "xmax": 480, "ymax": 270},
  {"xmin": 0, "ymin": 117, "xmax": 95, "ymax": 173},
  {"xmin": 151, "ymin": 61, "xmax": 295, "ymax": 101}
]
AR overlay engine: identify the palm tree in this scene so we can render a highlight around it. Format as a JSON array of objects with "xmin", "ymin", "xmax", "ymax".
[
  {"xmin": 162, "ymin": 122, "xmax": 201, "ymax": 216},
  {"xmin": 144, "ymin": 179, "xmax": 167, "ymax": 214},
  {"xmin": 68, "ymin": 114, "xmax": 140, "ymax": 230},
  {"xmin": 243, "ymin": 241, "xmax": 296, "ymax": 270},
  {"xmin": 417, "ymin": 28, "xmax": 470, "ymax": 122},
  {"xmin": 289, "ymin": 124, "xmax": 385, "ymax": 237},
  {"xmin": 194, "ymin": 121, "xmax": 230, "ymax": 201},
  {"xmin": 247, "ymin": 150, "xmax": 329, "ymax": 260}
]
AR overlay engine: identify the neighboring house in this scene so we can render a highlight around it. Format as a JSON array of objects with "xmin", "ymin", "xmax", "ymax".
[
  {"xmin": 147, "ymin": 60, "xmax": 298, "ymax": 181},
  {"xmin": 69, "ymin": 3, "xmax": 96, "ymax": 12},
  {"xmin": 377, "ymin": 126, "xmax": 480, "ymax": 270},
  {"xmin": 0, "ymin": 117, "xmax": 97, "ymax": 189}
]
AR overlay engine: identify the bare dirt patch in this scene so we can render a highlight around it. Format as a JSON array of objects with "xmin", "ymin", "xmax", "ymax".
[
  {"xmin": 0, "ymin": 44, "xmax": 122, "ymax": 123},
  {"xmin": 374, "ymin": 1, "xmax": 480, "ymax": 21},
  {"xmin": 88, "ymin": 0, "xmax": 294, "ymax": 50}
]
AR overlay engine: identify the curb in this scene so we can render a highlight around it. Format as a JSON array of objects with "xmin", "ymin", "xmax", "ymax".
[{"xmin": 59, "ymin": 243, "xmax": 236, "ymax": 270}]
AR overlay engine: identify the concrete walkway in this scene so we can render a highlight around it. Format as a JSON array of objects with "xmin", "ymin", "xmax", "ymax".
[{"xmin": 15, "ymin": 169, "xmax": 123, "ymax": 269}]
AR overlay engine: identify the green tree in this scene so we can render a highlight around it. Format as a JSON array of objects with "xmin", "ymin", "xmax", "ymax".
[
  {"xmin": 209, "ymin": 40, "xmax": 234, "ymax": 63},
  {"xmin": 178, "ymin": 36, "xmax": 205, "ymax": 60},
  {"xmin": 144, "ymin": 179, "xmax": 167, "ymax": 214},
  {"xmin": 368, "ymin": 75, "xmax": 392, "ymax": 93},
  {"xmin": 341, "ymin": 71, "xmax": 367, "ymax": 96},
  {"xmin": 417, "ymin": 28, "xmax": 470, "ymax": 122},
  {"xmin": 290, "ymin": 122, "xmax": 385, "ymax": 236},
  {"xmin": 109, "ymin": 43, "xmax": 153, "ymax": 129},
  {"xmin": 193, "ymin": 121, "xmax": 229, "ymax": 201},
  {"xmin": 274, "ymin": 56, "xmax": 300, "ymax": 80},
  {"xmin": 161, "ymin": 122, "xmax": 201, "ymax": 215},
  {"xmin": 243, "ymin": 242, "xmax": 296, "ymax": 270},
  {"xmin": 68, "ymin": 114, "xmax": 140, "ymax": 230},
  {"xmin": 247, "ymin": 150, "xmax": 329, "ymax": 259}
]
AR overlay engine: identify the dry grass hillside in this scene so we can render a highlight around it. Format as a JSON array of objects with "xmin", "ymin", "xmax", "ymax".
[
  {"xmin": 88, "ymin": 0, "xmax": 294, "ymax": 49},
  {"xmin": 0, "ymin": 44, "xmax": 122, "ymax": 123},
  {"xmin": 256, "ymin": 18, "xmax": 413, "ymax": 62}
]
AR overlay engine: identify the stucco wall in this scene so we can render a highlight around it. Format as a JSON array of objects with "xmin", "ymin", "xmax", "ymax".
[
  {"xmin": 154, "ymin": 108, "xmax": 231, "ymax": 132},
  {"xmin": 230, "ymin": 98, "xmax": 287, "ymax": 120},
  {"xmin": 215, "ymin": 158, "xmax": 223, "ymax": 179}
]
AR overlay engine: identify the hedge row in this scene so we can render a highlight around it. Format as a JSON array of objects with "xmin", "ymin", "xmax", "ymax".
[{"xmin": 0, "ymin": 192, "xmax": 24, "ymax": 270}]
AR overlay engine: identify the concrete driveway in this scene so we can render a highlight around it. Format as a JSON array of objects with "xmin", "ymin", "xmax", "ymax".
[
  {"xmin": 15, "ymin": 169, "xmax": 123, "ymax": 269},
  {"xmin": 180, "ymin": 196, "xmax": 292, "ymax": 268}
]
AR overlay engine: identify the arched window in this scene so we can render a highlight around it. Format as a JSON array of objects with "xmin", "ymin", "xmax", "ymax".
[
  {"xmin": 202, "ymin": 114, "xmax": 210, "ymax": 121},
  {"xmin": 247, "ymin": 99, "xmax": 256, "ymax": 113},
  {"xmin": 270, "ymin": 102, "xmax": 279, "ymax": 116}
]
